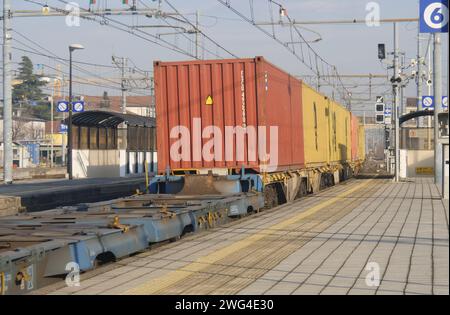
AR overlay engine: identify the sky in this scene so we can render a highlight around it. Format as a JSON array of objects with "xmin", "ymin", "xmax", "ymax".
[{"xmin": 1, "ymin": 0, "xmax": 449, "ymax": 115}]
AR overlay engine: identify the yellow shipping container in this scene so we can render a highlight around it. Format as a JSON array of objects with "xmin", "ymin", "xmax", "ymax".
[
  {"xmin": 328, "ymin": 99, "xmax": 351, "ymax": 164},
  {"xmin": 358, "ymin": 125, "xmax": 366, "ymax": 161},
  {"xmin": 301, "ymin": 83, "xmax": 330, "ymax": 167}
]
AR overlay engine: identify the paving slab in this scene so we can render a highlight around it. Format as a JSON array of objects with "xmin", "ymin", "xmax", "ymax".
[{"xmin": 40, "ymin": 178, "xmax": 448, "ymax": 295}]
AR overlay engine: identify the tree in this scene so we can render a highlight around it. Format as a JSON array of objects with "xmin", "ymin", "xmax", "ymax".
[{"xmin": 12, "ymin": 56, "xmax": 47, "ymax": 106}]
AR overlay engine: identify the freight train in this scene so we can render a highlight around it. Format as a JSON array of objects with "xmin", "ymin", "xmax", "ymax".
[
  {"xmin": 151, "ymin": 56, "xmax": 365, "ymax": 206},
  {"xmin": 0, "ymin": 57, "xmax": 365, "ymax": 295}
]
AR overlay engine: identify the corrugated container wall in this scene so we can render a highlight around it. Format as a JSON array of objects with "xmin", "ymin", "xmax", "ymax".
[
  {"xmin": 301, "ymin": 83, "xmax": 330, "ymax": 167},
  {"xmin": 154, "ymin": 57, "xmax": 305, "ymax": 173},
  {"xmin": 351, "ymin": 114, "xmax": 359, "ymax": 162},
  {"xmin": 328, "ymin": 100, "xmax": 351, "ymax": 163}
]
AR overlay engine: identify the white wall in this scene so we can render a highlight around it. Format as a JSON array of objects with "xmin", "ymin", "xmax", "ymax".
[
  {"xmin": 73, "ymin": 149, "xmax": 156, "ymax": 178},
  {"xmin": 72, "ymin": 149, "xmax": 120, "ymax": 178},
  {"xmin": 405, "ymin": 150, "xmax": 434, "ymax": 177},
  {"xmin": 0, "ymin": 119, "xmax": 45, "ymax": 141},
  {"xmin": 127, "ymin": 107, "xmax": 150, "ymax": 117}
]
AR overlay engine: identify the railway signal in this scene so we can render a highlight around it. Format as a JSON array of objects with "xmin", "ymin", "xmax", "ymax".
[
  {"xmin": 375, "ymin": 96, "xmax": 385, "ymax": 124},
  {"xmin": 378, "ymin": 44, "xmax": 386, "ymax": 60}
]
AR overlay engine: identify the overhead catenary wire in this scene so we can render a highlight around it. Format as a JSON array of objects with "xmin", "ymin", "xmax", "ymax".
[
  {"xmin": 216, "ymin": 0, "xmax": 352, "ymax": 106},
  {"xmin": 138, "ymin": 0, "xmax": 225, "ymax": 59},
  {"xmin": 13, "ymin": 30, "xmax": 121, "ymax": 69},
  {"xmin": 10, "ymin": 53, "xmax": 150, "ymax": 97},
  {"xmin": 12, "ymin": 30, "xmax": 126, "ymax": 87},
  {"xmin": 22, "ymin": 0, "xmax": 198, "ymax": 59},
  {"xmin": 55, "ymin": 0, "xmax": 231, "ymax": 60},
  {"xmin": 10, "ymin": 46, "xmax": 151, "ymax": 92},
  {"xmin": 10, "ymin": 27, "xmax": 152, "ymax": 96},
  {"xmin": 163, "ymin": 0, "xmax": 239, "ymax": 59},
  {"xmin": 10, "ymin": 45, "xmax": 151, "ymax": 97}
]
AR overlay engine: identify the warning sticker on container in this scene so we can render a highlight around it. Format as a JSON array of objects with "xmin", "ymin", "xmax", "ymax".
[
  {"xmin": 416, "ymin": 167, "xmax": 434, "ymax": 175},
  {"xmin": 206, "ymin": 95, "xmax": 213, "ymax": 105}
]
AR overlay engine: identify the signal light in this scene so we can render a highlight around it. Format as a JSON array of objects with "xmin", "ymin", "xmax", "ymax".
[
  {"xmin": 376, "ymin": 114, "xmax": 385, "ymax": 124},
  {"xmin": 378, "ymin": 43, "xmax": 385, "ymax": 60},
  {"xmin": 376, "ymin": 104, "xmax": 384, "ymax": 112}
]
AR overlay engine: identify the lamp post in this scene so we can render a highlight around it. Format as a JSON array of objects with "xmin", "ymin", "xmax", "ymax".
[{"xmin": 67, "ymin": 44, "xmax": 84, "ymax": 180}]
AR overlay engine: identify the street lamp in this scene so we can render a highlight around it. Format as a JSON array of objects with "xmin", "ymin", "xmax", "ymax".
[{"xmin": 67, "ymin": 44, "xmax": 84, "ymax": 180}]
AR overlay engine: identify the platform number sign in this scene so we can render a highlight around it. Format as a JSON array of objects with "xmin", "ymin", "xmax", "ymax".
[
  {"xmin": 422, "ymin": 96, "xmax": 434, "ymax": 109},
  {"xmin": 72, "ymin": 101, "xmax": 85, "ymax": 113},
  {"xmin": 56, "ymin": 101, "xmax": 69, "ymax": 112},
  {"xmin": 420, "ymin": 0, "xmax": 449, "ymax": 33},
  {"xmin": 442, "ymin": 96, "xmax": 448, "ymax": 109}
]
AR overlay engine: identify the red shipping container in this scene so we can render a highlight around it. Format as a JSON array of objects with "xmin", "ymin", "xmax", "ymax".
[{"xmin": 154, "ymin": 56, "xmax": 305, "ymax": 173}]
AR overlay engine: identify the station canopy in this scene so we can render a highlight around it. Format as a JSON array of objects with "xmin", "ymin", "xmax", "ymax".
[
  {"xmin": 66, "ymin": 110, "xmax": 155, "ymax": 128},
  {"xmin": 399, "ymin": 109, "xmax": 434, "ymax": 125}
]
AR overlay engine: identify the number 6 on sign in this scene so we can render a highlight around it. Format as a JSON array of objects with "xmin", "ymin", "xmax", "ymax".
[{"xmin": 420, "ymin": 0, "xmax": 449, "ymax": 33}]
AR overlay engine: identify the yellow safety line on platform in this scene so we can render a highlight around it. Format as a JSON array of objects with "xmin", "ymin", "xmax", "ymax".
[{"xmin": 124, "ymin": 179, "xmax": 373, "ymax": 295}]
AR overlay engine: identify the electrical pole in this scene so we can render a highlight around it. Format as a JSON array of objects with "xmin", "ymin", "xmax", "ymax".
[
  {"xmin": 195, "ymin": 11, "xmax": 200, "ymax": 59},
  {"xmin": 68, "ymin": 50, "xmax": 73, "ymax": 180},
  {"xmin": 433, "ymin": 33, "xmax": 442, "ymax": 187},
  {"xmin": 67, "ymin": 44, "xmax": 84, "ymax": 180},
  {"xmin": 61, "ymin": 72, "xmax": 66, "ymax": 166},
  {"xmin": 417, "ymin": 26, "xmax": 422, "ymax": 128},
  {"xmin": 400, "ymin": 53, "xmax": 405, "ymax": 116},
  {"xmin": 427, "ymin": 34, "xmax": 433, "ymax": 149},
  {"xmin": 2, "ymin": 0, "xmax": 13, "ymax": 184},
  {"xmin": 113, "ymin": 56, "xmax": 128, "ymax": 114},
  {"xmin": 50, "ymin": 89, "xmax": 54, "ymax": 168},
  {"xmin": 393, "ymin": 22, "xmax": 401, "ymax": 182},
  {"xmin": 150, "ymin": 76, "xmax": 155, "ymax": 118},
  {"xmin": 121, "ymin": 57, "xmax": 127, "ymax": 114}
]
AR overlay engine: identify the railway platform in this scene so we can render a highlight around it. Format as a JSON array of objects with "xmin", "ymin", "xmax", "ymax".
[
  {"xmin": 36, "ymin": 177, "xmax": 448, "ymax": 295},
  {"xmin": 0, "ymin": 176, "xmax": 147, "ymax": 212}
]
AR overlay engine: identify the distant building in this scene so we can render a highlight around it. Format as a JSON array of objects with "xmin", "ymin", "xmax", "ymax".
[
  {"xmin": 0, "ymin": 141, "xmax": 31, "ymax": 168},
  {"xmin": 82, "ymin": 95, "xmax": 155, "ymax": 117},
  {"xmin": 0, "ymin": 116, "xmax": 46, "ymax": 142},
  {"xmin": 0, "ymin": 115, "xmax": 46, "ymax": 167},
  {"xmin": 406, "ymin": 97, "xmax": 419, "ymax": 112}
]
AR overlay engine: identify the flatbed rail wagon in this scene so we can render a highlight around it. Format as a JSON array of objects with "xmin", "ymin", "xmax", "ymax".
[{"xmin": 0, "ymin": 174, "xmax": 263, "ymax": 295}]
